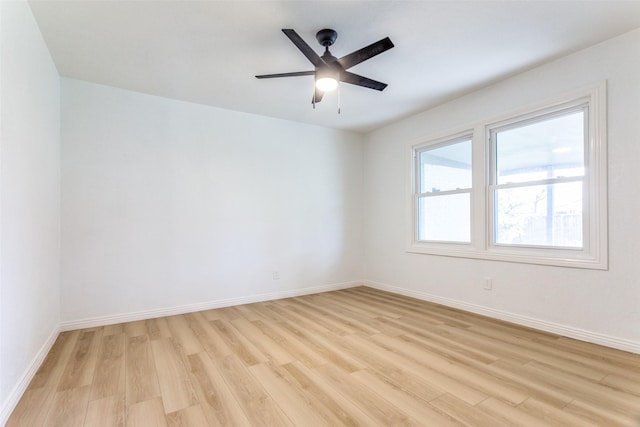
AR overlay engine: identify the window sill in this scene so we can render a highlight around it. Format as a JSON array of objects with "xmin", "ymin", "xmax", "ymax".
[{"xmin": 406, "ymin": 243, "xmax": 607, "ymax": 270}]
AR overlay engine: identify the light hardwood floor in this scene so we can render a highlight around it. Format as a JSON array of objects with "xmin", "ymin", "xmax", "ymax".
[{"xmin": 7, "ymin": 286, "xmax": 640, "ymax": 426}]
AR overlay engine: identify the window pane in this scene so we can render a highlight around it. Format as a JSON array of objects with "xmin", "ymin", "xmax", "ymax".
[
  {"xmin": 496, "ymin": 111, "xmax": 584, "ymax": 185},
  {"xmin": 494, "ymin": 181, "xmax": 583, "ymax": 248},
  {"xmin": 419, "ymin": 139, "xmax": 472, "ymax": 193},
  {"xmin": 418, "ymin": 193, "xmax": 470, "ymax": 242}
]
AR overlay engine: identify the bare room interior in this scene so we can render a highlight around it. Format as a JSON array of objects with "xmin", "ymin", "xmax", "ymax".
[{"xmin": 1, "ymin": 0, "xmax": 640, "ymax": 425}]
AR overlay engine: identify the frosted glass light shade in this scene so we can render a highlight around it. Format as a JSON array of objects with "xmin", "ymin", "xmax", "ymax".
[{"xmin": 316, "ymin": 77, "xmax": 338, "ymax": 92}]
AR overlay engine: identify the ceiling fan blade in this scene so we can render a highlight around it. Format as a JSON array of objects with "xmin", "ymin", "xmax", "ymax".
[
  {"xmin": 312, "ymin": 87, "xmax": 325, "ymax": 104},
  {"xmin": 337, "ymin": 37, "xmax": 394, "ymax": 70},
  {"xmin": 282, "ymin": 29, "xmax": 326, "ymax": 68},
  {"xmin": 255, "ymin": 71, "xmax": 314, "ymax": 79},
  {"xmin": 340, "ymin": 71, "xmax": 388, "ymax": 91}
]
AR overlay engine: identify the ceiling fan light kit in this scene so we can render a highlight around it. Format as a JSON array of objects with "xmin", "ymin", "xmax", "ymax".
[
  {"xmin": 315, "ymin": 76, "xmax": 338, "ymax": 92},
  {"xmin": 256, "ymin": 28, "xmax": 394, "ymax": 108},
  {"xmin": 315, "ymin": 65, "xmax": 339, "ymax": 92}
]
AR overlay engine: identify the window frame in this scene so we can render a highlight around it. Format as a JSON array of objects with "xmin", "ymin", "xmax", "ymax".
[
  {"xmin": 407, "ymin": 82, "xmax": 607, "ymax": 270},
  {"xmin": 488, "ymin": 102, "xmax": 588, "ymax": 252},
  {"xmin": 414, "ymin": 133, "xmax": 474, "ymax": 245}
]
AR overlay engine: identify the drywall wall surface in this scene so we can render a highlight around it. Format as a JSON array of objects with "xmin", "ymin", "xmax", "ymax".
[
  {"xmin": 364, "ymin": 29, "xmax": 640, "ymax": 346},
  {"xmin": 0, "ymin": 0, "xmax": 61, "ymax": 419},
  {"xmin": 61, "ymin": 78, "xmax": 364, "ymax": 321}
]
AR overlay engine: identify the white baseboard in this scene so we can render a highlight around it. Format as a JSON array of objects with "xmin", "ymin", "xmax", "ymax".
[
  {"xmin": 0, "ymin": 325, "xmax": 60, "ymax": 426},
  {"xmin": 364, "ymin": 280, "xmax": 640, "ymax": 354},
  {"xmin": 60, "ymin": 280, "xmax": 362, "ymax": 331}
]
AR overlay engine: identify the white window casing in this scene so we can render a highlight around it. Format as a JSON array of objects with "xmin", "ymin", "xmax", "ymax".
[{"xmin": 408, "ymin": 81, "xmax": 607, "ymax": 270}]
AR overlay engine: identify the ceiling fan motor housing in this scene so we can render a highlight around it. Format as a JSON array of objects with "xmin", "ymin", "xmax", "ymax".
[{"xmin": 316, "ymin": 29, "xmax": 338, "ymax": 47}]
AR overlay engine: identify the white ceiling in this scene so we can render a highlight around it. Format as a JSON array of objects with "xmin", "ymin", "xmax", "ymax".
[{"xmin": 29, "ymin": 1, "xmax": 640, "ymax": 134}]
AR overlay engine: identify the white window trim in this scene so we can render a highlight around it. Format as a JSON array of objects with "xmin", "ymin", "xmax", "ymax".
[{"xmin": 407, "ymin": 81, "xmax": 608, "ymax": 270}]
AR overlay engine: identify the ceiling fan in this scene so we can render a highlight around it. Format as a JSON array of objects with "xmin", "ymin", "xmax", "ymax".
[{"xmin": 255, "ymin": 29, "xmax": 394, "ymax": 105}]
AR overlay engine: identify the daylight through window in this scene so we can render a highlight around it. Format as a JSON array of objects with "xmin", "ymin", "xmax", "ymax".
[
  {"xmin": 415, "ymin": 136, "xmax": 472, "ymax": 243},
  {"xmin": 489, "ymin": 107, "xmax": 586, "ymax": 249}
]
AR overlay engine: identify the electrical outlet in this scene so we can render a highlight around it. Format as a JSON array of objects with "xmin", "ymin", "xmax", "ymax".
[
  {"xmin": 272, "ymin": 270, "xmax": 280, "ymax": 280},
  {"xmin": 484, "ymin": 277, "xmax": 492, "ymax": 291}
]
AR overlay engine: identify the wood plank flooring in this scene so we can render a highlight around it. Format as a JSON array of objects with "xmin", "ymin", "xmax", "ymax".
[{"xmin": 7, "ymin": 286, "xmax": 640, "ymax": 426}]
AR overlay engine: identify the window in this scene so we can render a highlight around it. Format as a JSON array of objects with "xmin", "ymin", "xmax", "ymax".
[
  {"xmin": 489, "ymin": 107, "xmax": 586, "ymax": 249},
  {"xmin": 415, "ymin": 135, "xmax": 472, "ymax": 243},
  {"xmin": 409, "ymin": 82, "xmax": 607, "ymax": 269}
]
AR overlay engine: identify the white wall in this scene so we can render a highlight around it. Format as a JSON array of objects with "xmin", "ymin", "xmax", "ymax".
[
  {"xmin": 2, "ymin": 5, "xmax": 637, "ymax": 423},
  {"xmin": 61, "ymin": 79, "xmax": 363, "ymax": 322},
  {"xmin": 364, "ymin": 29, "xmax": 640, "ymax": 350},
  {"xmin": 0, "ymin": 0, "xmax": 61, "ymax": 421}
]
